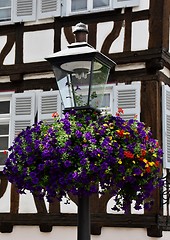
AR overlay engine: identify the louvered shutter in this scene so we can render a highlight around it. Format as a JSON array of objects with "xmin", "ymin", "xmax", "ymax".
[
  {"xmin": 13, "ymin": 0, "xmax": 36, "ymax": 22},
  {"xmin": 37, "ymin": 0, "xmax": 60, "ymax": 19},
  {"xmin": 162, "ymin": 85, "xmax": 170, "ymax": 169},
  {"xmin": 10, "ymin": 92, "xmax": 36, "ymax": 144},
  {"xmin": 37, "ymin": 90, "xmax": 62, "ymax": 123},
  {"xmin": 113, "ymin": 0, "xmax": 139, "ymax": 8},
  {"xmin": 113, "ymin": 82, "xmax": 140, "ymax": 120}
]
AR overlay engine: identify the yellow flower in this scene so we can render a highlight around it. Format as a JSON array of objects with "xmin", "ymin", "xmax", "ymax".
[
  {"xmin": 124, "ymin": 132, "xmax": 130, "ymax": 136},
  {"xmin": 143, "ymin": 159, "xmax": 148, "ymax": 164},
  {"xmin": 118, "ymin": 159, "xmax": 122, "ymax": 164},
  {"xmin": 152, "ymin": 153, "xmax": 157, "ymax": 157},
  {"xmin": 132, "ymin": 161, "xmax": 135, "ymax": 164},
  {"xmin": 109, "ymin": 123, "xmax": 114, "ymax": 129},
  {"xmin": 149, "ymin": 162, "xmax": 155, "ymax": 166}
]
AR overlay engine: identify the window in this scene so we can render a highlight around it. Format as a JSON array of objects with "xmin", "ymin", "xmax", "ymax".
[
  {"xmin": 0, "ymin": 0, "xmax": 140, "ymax": 24},
  {"xmin": 67, "ymin": 0, "xmax": 111, "ymax": 15},
  {"xmin": 0, "ymin": 90, "xmax": 61, "ymax": 168},
  {"xmin": 70, "ymin": 0, "xmax": 110, "ymax": 13},
  {"xmin": 0, "ymin": 0, "xmax": 11, "ymax": 22},
  {"xmin": 67, "ymin": 0, "xmax": 140, "ymax": 15},
  {"xmin": 0, "ymin": 0, "xmax": 60, "ymax": 24},
  {"xmin": 0, "ymin": 93, "xmax": 12, "ymax": 169}
]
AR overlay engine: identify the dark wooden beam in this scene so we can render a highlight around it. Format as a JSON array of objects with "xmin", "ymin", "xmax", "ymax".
[
  {"xmin": 149, "ymin": 0, "xmax": 168, "ymax": 50},
  {"xmin": 0, "ymin": 49, "xmax": 169, "ymax": 79},
  {"xmin": 124, "ymin": 8, "xmax": 132, "ymax": 51},
  {"xmin": 55, "ymin": 10, "xmax": 149, "ymax": 27},
  {"xmin": 0, "ymin": 213, "xmax": 160, "ymax": 228},
  {"xmin": 162, "ymin": 0, "xmax": 170, "ymax": 50},
  {"xmin": 15, "ymin": 23, "xmax": 24, "ymax": 65}
]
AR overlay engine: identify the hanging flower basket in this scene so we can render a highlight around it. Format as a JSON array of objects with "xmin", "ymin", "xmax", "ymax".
[{"xmin": 3, "ymin": 109, "xmax": 163, "ymax": 212}]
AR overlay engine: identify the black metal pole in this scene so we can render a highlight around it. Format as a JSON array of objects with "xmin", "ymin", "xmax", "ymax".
[{"xmin": 78, "ymin": 196, "xmax": 90, "ymax": 240}]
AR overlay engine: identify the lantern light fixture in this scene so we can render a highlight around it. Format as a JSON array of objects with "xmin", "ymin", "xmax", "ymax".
[{"xmin": 46, "ymin": 23, "xmax": 116, "ymax": 112}]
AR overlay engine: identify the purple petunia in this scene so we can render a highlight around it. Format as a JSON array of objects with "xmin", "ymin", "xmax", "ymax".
[{"xmin": 3, "ymin": 109, "xmax": 163, "ymax": 212}]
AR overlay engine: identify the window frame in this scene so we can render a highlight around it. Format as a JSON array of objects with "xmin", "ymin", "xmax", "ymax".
[
  {"xmin": 0, "ymin": 1, "xmax": 12, "ymax": 24},
  {"xmin": 66, "ymin": 0, "xmax": 112, "ymax": 16},
  {"xmin": 0, "ymin": 0, "xmax": 60, "ymax": 25},
  {"xmin": 0, "ymin": 90, "xmax": 62, "ymax": 169},
  {"xmin": 0, "ymin": 0, "xmax": 140, "ymax": 24},
  {"xmin": 0, "ymin": 92, "xmax": 13, "ymax": 171},
  {"xmin": 66, "ymin": 0, "xmax": 140, "ymax": 16},
  {"xmin": 113, "ymin": 0, "xmax": 140, "ymax": 9}
]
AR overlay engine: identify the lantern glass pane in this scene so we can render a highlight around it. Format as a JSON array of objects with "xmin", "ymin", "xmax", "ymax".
[
  {"xmin": 89, "ymin": 60, "xmax": 110, "ymax": 109},
  {"xmin": 53, "ymin": 67, "xmax": 75, "ymax": 108},
  {"xmin": 70, "ymin": 69, "xmax": 91, "ymax": 107}
]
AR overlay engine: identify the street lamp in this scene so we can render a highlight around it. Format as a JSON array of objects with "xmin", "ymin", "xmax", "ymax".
[
  {"xmin": 46, "ymin": 23, "xmax": 115, "ymax": 240},
  {"xmin": 46, "ymin": 23, "xmax": 115, "ymax": 112}
]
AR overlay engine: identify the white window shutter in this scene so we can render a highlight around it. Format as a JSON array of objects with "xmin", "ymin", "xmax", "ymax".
[
  {"xmin": 113, "ymin": 82, "xmax": 141, "ymax": 120},
  {"xmin": 37, "ymin": 90, "xmax": 62, "ymax": 123},
  {"xmin": 113, "ymin": 0, "xmax": 140, "ymax": 8},
  {"xmin": 10, "ymin": 92, "xmax": 36, "ymax": 145},
  {"xmin": 12, "ymin": 0, "xmax": 36, "ymax": 22},
  {"xmin": 37, "ymin": 0, "xmax": 61, "ymax": 19},
  {"xmin": 162, "ymin": 85, "xmax": 170, "ymax": 169}
]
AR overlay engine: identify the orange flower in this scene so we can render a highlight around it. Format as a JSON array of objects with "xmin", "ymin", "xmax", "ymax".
[
  {"xmin": 116, "ymin": 129, "xmax": 125, "ymax": 137},
  {"xmin": 116, "ymin": 108, "xmax": 124, "ymax": 116},
  {"xmin": 146, "ymin": 167, "xmax": 151, "ymax": 173},
  {"xmin": 52, "ymin": 112, "xmax": 59, "ymax": 118},
  {"xmin": 145, "ymin": 135, "xmax": 149, "ymax": 141},
  {"xmin": 155, "ymin": 161, "xmax": 160, "ymax": 167},
  {"xmin": 124, "ymin": 151, "xmax": 134, "ymax": 159},
  {"xmin": 141, "ymin": 149, "xmax": 146, "ymax": 156},
  {"xmin": 155, "ymin": 141, "xmax": 159, "ymax": 148},
  {"xmin": 118, "ymin": 108, "xmax": 124, "ymax": 114}
]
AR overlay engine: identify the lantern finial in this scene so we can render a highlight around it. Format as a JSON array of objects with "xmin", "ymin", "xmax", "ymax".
[{"xmin": 73, "ymin": 22, "xmax": 88, "ymax": 42}]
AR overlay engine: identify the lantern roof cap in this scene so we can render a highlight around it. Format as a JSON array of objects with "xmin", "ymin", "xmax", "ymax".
[
  {"xmin": 46, "ymin": 42, "xmax": 116, "ymax": 68},
  {"xmin": 47, "ymin": 42, "xmax": 97, "ymax": 58}
]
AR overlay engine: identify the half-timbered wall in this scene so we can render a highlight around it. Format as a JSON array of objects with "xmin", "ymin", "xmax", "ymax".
[{"xmin": 0, "ymin": 0, "xmax": 170, "ymax": 239}]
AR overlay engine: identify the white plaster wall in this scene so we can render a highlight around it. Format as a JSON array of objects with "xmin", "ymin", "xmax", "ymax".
[
  {"xmin": 0, "ymin": 183, "xmax": 10, "ymax": 212},
  {"xmin": 96, "ymin": 22, "xmax": 124, "ymax": 53},
  {"xmin": 96, "ymin": 20, "xmax": 149, "ymax": 53},
  {"xmin": 132, "ymin": 20, "xmax": 149, "ymax": 51},
  {"xmin": 23, "ymin": 29, "xmax": 54, "ymax": 63},
  {"xmin": 0, "ymin": 36, "xmax": 15, "ymax": 65},
  {"xmin": 61, "ymin": 27, "xmax": 70, "ymax": 50},
  {"xmin": 133, "ymin": 0, "xmax": 150, "ymax": 11}
]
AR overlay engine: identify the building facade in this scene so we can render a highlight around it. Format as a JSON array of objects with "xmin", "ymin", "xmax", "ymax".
[{"xmin": 0, "ymin": 0, "xmax": 170, "ymax": 239}]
